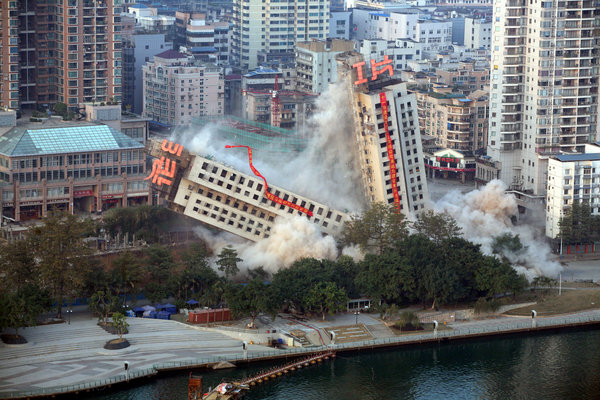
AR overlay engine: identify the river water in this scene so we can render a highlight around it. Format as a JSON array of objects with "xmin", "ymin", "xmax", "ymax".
[{"xmin": 89, "ymin": 329, "xmax": 600, "ymax": 400}]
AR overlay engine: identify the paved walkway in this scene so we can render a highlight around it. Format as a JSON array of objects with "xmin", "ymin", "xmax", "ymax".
[{"xmin": 1, "ymin": 308, "xmax": 599, "ymax": 397}]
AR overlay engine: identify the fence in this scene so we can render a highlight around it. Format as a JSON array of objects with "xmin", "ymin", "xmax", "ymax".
[{"xmin": 5, "ymin": 312, "xmax": 600, "ymax": 399}]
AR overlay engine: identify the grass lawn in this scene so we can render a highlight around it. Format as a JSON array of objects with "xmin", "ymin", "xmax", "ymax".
[{"xmin": 505, "ymin": 289, "xmax": 600, "ymax": 316}]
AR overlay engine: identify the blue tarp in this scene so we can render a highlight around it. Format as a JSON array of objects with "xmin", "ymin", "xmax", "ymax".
[
  {"xmin": 186, "ymin": 299, "xmax": 199, "ymax": 305},
  {"xmin": 157, "ymin": 311, "xmax": 171, "ymax": 320},
  {"xmin": 155, "ymin": 304, "xmax": 165, "ymax": 310},
  {"xmin": 163, "ymin": 303, "xmax": 177, "ymax": 314}
]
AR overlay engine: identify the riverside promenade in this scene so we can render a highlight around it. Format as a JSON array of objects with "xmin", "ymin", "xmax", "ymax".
[{"xmin": 1, "ymin": 309, "xmax": 600, "ymax": 399}]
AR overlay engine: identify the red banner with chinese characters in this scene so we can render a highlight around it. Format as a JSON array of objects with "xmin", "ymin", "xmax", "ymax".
[
  {"xmin": 380, "ymin": 92, "xmax": 401, "ymax": 211},
  {"xmin": 225, "ymin": 145, "xmax": 313, "ymax": 217},
  {"xmin": 145, "ymin": 139, "xmax": 184, "ymax": 186}
]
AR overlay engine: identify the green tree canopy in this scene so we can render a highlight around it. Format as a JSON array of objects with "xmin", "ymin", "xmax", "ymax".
[
  {"xmin": 558, "ymin": 202, "xmax": 600, "ymax": 245},
  {"xmin": 411, "ymin": 210, "xmax": 462, "ymax": 243},
  {"xmin": 340, "ymin": 202, "xmax": 409, "ymax": 254},
  {"xmin": 28, "ymin": 211, "xmax": 93, "ymax": 319},
  {"xmin": 305, "ymin": 281, "xmax": 348, "ymax": 320},
  {"xmin": 216, "ymin": 246, "xmax": 242, "ymax": 279},
  {"xmin": 145, "ymin": 245, "xmax": 175, "ymax": 284},
  {"xmin": 225, "ymin": 279, "xmax": 275, "ymax": 328}
]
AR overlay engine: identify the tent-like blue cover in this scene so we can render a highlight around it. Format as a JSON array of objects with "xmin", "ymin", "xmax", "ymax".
[{"xmin": 163, "ymin": 303, "xmax": 177, "ymax": 314}]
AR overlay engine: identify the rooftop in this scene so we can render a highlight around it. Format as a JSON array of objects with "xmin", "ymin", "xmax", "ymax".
[
  {"xmin": 0, "ymin": 125, "xmax": 143, "ymax": 157},
  {"xmin": 554, "ymin": 154, "xmax": 600, "ymax": 162},
  {"xmin": 155, "ymin": 49, "xmax": 188, "ymax": 59}
]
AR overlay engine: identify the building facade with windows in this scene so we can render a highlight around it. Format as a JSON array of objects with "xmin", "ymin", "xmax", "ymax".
[
  {"xmin": 337, "ymin": 52, "xmax": 429, "ymax": 215},
  {"xmin": 142, "ymin": 50, "xmax": 224, "ymax": 127},
  {"xmin": 232, "ymin": 0, "xmax": 330, "ymax": 70},
  {"xmin": 295, "ymin": 39, "xmax": 355, "ymax": 94},
  {"xmin": 0, "ymin": 0, "xmax": 123, "ymax": 111},
  {"xmin": 0, "ymin": 124, "xmax": 149, "ymax": 222},
  {"xmin": 487, "ymin": 0, "xmax": 600, "ymax": 195}
]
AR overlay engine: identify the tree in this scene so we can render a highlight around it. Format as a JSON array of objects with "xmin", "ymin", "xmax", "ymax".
[
  {"xmin": 247, "ymin": 266, "xmax": 270, "ymax": 281},
  {"xmin": 110, "ymin": 251, "xmax": 143, "ymax": 306},
  {"xmin": 340, "ymin": 202, "xmax": 409, "ymax": 254},
  {"xmin": 145, "ymin": 245, "xmax": 175, "ymax": 284},
  {"xmin": 420, "ymin": 262, "xmax": 461, "ymax": 310},
  {"xmin": 412, "ymin": 210, "xmax": 462, "ymax": 244},
  {"xmin": 216, "ymin": 246, "xmax": 242, "ymax": 279},
  {"xmin": 225, "ymin": 278, "xmax": 273, "ymax": 328},
  {"xmin": 0, "ymin": 285, "xmax": 52, "ymax": 339},
  {"xmin": 111, "ymin": 312, "xmax": 129, "ymax": 341},
  {"xmin": 491, "ymin": 233, "xmax": 527, "ymax": 260},
  {"xmin": 89, "ymin": 290, "xmax": 121, "ymax": 324},
  {"xmin": 558, "ymin": 202, "xmax": 600, "ymax": 245},
  {"xmin": 180, "ymin": 243, "xmax": 218, "ymax": 299},
  {"xmin": 28, "ymin": 211, "xmax": 93, "ymax": 319},
  {"xmin": 305, "ymin": 282, "xmax": 348, "ymax": 320}
]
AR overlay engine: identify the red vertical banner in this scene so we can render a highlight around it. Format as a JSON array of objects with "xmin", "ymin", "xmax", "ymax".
[{"xmin": 379, "ymin": 92, "xmax": 401, "ymax": 211}]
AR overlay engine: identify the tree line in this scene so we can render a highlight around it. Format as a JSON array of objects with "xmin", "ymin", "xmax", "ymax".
[{"xmin": 1, "ymin": 203, "xmax": 529, "ymax": 336}]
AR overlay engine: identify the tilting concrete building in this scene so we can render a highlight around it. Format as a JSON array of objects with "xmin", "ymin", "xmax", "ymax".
[
  {"xmin": 146, "ymin": 140, "xmax": 348, "ymax": 242},
  {"xmin": 336, "ymin": 52, "xmax": 429, "ymax": 215}
]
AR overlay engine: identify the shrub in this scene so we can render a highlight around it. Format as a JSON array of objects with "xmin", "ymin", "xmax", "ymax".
[
  {"xmin": 395, "ymin": 311, "xmax": 422, "ymax": 331},
  {"xmin": 474, "ymin": 297, "xmax": 501, "ymax": 316}
]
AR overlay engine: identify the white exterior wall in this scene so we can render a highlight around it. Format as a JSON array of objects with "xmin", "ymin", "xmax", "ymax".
[
  {"xmin": 488, "ymin": 0, "xmax": 600, "ymax": 195},
  {"xmin": 415, "ymin": 20, "xmax": 453, "ymax": 55},
  {"xmin": 132, "ymin": 35, "xmax": 172, "ymax": 115},
  {"xmin": 358, "ymin": 39, "xmax": 423, "ymax": 71},
  {"xmin": 329, "ymin": 11, "xmax": 352, "ymax": 39},
  {"xmin": 464, "ymin": 18, "xmax": 492, "ymax": 50},
  {"xmin": 143, "ymin": 57, "xmax": 224, "ymax": 126},
  {"xmin": 546, "ymin": 151, "xmax": 600, "ymax": 238}
]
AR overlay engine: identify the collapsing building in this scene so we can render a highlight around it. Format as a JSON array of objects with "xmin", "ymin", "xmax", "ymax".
[
  {"xmin": 146, "ymin": 139, "xmax": 348, "ymax": 242},
  {"xmin": 336, "ymin": 52, "xmax": 429, "ymax": 215}
]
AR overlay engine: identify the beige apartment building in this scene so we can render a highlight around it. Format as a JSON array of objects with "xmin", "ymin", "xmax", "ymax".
[
  {"xmin": 416, "ymin": 89, "xmax": 489, "ymax": 152},
  {"xmin": 0, "ymin": 0, "xmax": 122, "ymax": 110},
  {"xmin": 146, "ymin": 140, "xmax": 348, "ymax": 242},
  {"xmin": 337, "ymin": 53, "xmax": 429, "ymax": 215},
  {"xmin": 435, "ymin": 62, "xmax": 489, "ymax": 95},
  {"xmin": 142, "ymin": 50, "xmax": 224, "ymax": 127}
]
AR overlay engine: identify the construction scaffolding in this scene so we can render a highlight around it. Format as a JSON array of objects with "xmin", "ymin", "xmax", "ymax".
[{"xmin": 191, "ymin": 115, "xmax": 307, "ymax": 153}]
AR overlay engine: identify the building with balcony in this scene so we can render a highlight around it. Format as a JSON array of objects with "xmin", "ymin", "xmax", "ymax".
[
  {"xmin": 357, "ymin": 39, "xmax": 424, "ymax": 74},
  {"xmin": 1, "ymin": 0, "xmax": 122, "ymax": 111},
  {"xmin": 416, "ymin": 88, "xmax": 489, "ymax": 153},
  {"xmin": 487, "ymin": 0, "xmax": 600, "ymax": 195},
  {"xmin": 175, "ymin": 11, "xmax": 231, "ymax": 65},
  {"xmin": 0, "ymin": 123, "xmax": 149, "ymax": 222},
  {"xmin": 232, "ymin": 0, "xmax": 330, "ymax": 71},
  {"xmin": 435, "ymin": 61, "xmax": 489, "ymax": 95},
  {"xmin": 546, "ymin": 143, "xmax": 600, "ymax": 238},
  {"xmin": 142, "ymin": 50, "xmax": 224, "ymax": 127},
  {"xmin": 295, "ymin": 39, "xmax": 355, "ymax": 94}
]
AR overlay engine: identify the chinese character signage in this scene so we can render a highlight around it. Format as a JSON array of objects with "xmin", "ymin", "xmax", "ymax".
[
  {"xmin": 436, "ymin": 156, "xmax": 461, "ymax": 164},
  {"xmin": 145, "ymin": 139, "xmax": 184, "ymax": 186},
  {"xmin": 225, "ymin": 145, "xmax": 314, "ymax": 217},
  {"xmin": 379, "ymin": 92, "xmax": 401, "ymax": 212},
  {"xmin": 352, "ymin": 56, "xmax": 394, "ymax": 86}
]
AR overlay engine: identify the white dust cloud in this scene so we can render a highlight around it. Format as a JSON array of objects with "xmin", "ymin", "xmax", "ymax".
[
  {"xmin": 194, "ymin": 214, "xmax": 338, "ymax": 274},
  {"xmin": 177, "ymin": 82, "xmax": 365, "ymax": 212},
  {"xmin": 434, "ymin": 180, "xmax": 562, "ymax": 279}
]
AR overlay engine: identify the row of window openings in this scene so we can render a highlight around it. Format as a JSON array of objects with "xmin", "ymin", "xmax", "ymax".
[
  {"xmin": 11, "ymin": 152, "xmax": 142, "ymax": 169},
  {"xmin": 199, "ymin": 163, "xmax": 337, "ymax": 218},
  {"xmin": 11, "ymin": 165, "xmax": 143, "ymax": 182}
]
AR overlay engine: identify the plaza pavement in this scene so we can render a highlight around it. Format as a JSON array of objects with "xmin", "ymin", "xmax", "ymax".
[{"xmin": 1, "ymin": 306, "xmax": 599, "ymax": 397}]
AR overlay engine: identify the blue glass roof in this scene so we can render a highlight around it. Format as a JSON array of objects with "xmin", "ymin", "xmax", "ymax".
[
  {"xmin": 555, "ymin": 153, "xmax": 600, "ymax": 162},
  {"xmin": 0, "ymin": 125, "xmax": 143, "ymax": 157}
]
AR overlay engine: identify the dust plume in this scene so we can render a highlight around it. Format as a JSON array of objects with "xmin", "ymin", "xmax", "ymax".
[
  {"xmin": 433, "ymin": 180, "xmax": 562, "ymax": 279},
  {"xmin": 194, "ymin": 214, "xmax": 338, "ymax": 274},
  {"xmin": 177, "ymin": 82, "xmax": 365, "ymax": 212}
]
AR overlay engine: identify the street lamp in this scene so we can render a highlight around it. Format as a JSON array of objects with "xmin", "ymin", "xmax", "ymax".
[
  {"xmin": 67, "ymin": 307, "xmax": 73, "ymax": 325},
  {"xmin": 354, "ymin": 310, "xmax": 360, "ymax": 325}
]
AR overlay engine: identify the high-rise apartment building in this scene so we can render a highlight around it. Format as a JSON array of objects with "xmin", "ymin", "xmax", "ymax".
[
  {"xmin": 337, "ymin": 53, "xmax": 429, "ymax": 215},
  {"xmin": 296, "ymin": 39, "xmax": 355, "ymax": 94},
  {"xmin": 0, "ymin": 0, "xmax": 123, "ymax": 111},
  {"xmin": 232, "ymin": 0, "xmax": 330, "ymax": 71},
  {"xmin": 142, "ymin": 50, "xmax": 224, "ymax": 127},
  {"xmin": 488, "ymin": 0, "xmax": 600, "ymax": 195}
]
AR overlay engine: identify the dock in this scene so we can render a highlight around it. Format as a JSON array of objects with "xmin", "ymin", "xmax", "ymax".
[{"xmin": 194, "ymin": 350, "xmax": 336, "ymax": 400}]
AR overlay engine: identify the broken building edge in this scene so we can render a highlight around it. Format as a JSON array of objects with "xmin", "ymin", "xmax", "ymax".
[{"xmin": 146, "ymin": 139, "xmax": 349, "ymax": 242}]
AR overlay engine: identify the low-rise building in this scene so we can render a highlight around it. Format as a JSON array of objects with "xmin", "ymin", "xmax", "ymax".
[
  {"xmin": 0, "ymin": 122, "xmax": 149, "ymax": 222},
  {"xmin": 423, "ymin": 148, "xmax": 476, "ymax": 182},
  {"xmin": 358, "ymin": 39, "xmax": 424, "ymax": 73},
  {"xmin": 464, "ymin": 17, "xmax": 492, "ymax": 50},
  {"xmin": 545, "ymin": 144, "xmax": 600, "ymax": 238},
  {"xmin": 435, "ymin": 61, "xmax": 489, "ymax": 94}
]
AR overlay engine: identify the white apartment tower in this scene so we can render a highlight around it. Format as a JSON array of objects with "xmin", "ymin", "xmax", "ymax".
[
  {"xmin": 488, "ymin": 0, "xmax": 600, "ymax": 195},
  {"xmin": 232, "ymin": 0, "xmax": 330, "ymax": 70}
]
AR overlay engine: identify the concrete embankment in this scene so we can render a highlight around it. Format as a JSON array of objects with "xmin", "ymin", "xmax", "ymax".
[{"xmin": 2, "ymin": 310, "xmax": 599, "ymax": 400}]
